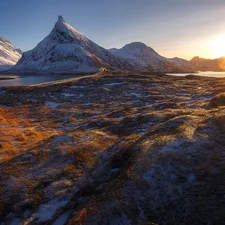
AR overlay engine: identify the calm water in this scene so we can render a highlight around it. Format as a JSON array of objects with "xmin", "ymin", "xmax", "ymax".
[
  {"xmin": 167, "ymin": 71, "xmax": 225, "ymax": 78},
  {"xmin": 0, "ymin": 74, "xmax": 79, "ymax": 87}
]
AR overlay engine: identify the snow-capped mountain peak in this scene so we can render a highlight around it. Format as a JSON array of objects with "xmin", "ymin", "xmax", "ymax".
[
  {"xmin": 121, "ymin": 42, "xmax": 149, "ymax": 51},
  {"xmin": 11, "ymin": 16, "xmax": 130, "ymax": 73},
  {"xmin": 110, "ymin": 42, "xmax": 161, "ymax": 61},
  {"xmin": 51, "ymin": 15, "xmax": 87, "ymax": 44},
  {"xmin": 0, "ymin": 37, "xmax": 22, "ymax": 71},
  {"xmin": 58, "ymin": 15, "xmax": 65, "ymax": 22},
  {"xmin": 109, "ymin": 41, "xmax": 194, "ymax": 72}
]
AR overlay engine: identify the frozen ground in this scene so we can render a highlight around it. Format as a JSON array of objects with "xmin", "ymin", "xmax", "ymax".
[{"xmin": 1, "ymin": 73, "xmax": 225, "ymax": 224}]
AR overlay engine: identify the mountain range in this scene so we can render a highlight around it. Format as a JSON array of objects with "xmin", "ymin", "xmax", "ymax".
[
  {"xmin": 109, "ymin": 42, "xmax": 194, "ymax": 72},
  {"xmin": 1, "ymin": 16, "xmax": 225, "ymax": 74},
  {"xmin": 190, "ymin": 56, "xmax": 225, "ymax": 72}
]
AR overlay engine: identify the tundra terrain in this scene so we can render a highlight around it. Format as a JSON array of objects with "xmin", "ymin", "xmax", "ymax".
[{"xmin": 1, "ymin": 72, "xmax": 225, "ymax": 224}]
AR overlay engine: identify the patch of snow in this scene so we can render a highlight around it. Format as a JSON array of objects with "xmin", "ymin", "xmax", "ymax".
[
  {"xmin": 53, "ymin": 211, "xmax": 70, "ymax": 225},
  {"xmin": 0, "ymin": 104, "xmax": 11, "ymax": 108},
  {"xmin": 111, "ymin": 168, "xmax": 119, "ymax": 173},
  {"xmin": 199, "ymin": 97, "xmax": 211, "ymax": 101},
  {"xmin": 0, "ymin": 90, "xmax": 6, "ymax": 95},
  {"xmin": 61, "ymin": 93, "xmax": 76, "ymax": 97},
  {"xmin": 143, "ymin": 167, "xmax": 156, "ymax": 185},
  {"xmin": 45, "ymin": 102, "xmax": 61, "ymax": 108},
  {"xmin": 70, "ymin": 85, "xmax": 86, "ymax": 89},
  {"xmin": 187, "ymin": 173, "xmax": 196, "ymax": 183},
  {"xmin": 151, "ymin": 83, "xmax": 160, "ymax": 86},
  {"xmin": 176, "ymin": 92, "xmax": 189, "ymax": 96},
  {"xmin": 19, "ymin": 153, "xmax": 33, "ymax": 159},
  {"xmin": 125, "ymin": 92, "xmax": 142, "ymax": 98},
  {"xmin": 24, "ymin": 210, "xmax": 30, "ymax": 219},
  {"xmin": 37, "ymin": 198, "xmax": 68, "ymax": 222},
  {"xmin": 103, "ymin": 82, "xmax": 126, "ymax": 87}
]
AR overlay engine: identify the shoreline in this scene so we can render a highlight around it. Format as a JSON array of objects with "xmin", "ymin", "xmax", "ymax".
[{"xmin": 0, "ymin": 75, "xmax": 19, "ymax": 80}]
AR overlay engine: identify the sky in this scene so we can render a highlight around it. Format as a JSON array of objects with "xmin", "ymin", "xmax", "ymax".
[{"xmin": 1, "ymin": 0, "xmax": 225, "ymax": 60}]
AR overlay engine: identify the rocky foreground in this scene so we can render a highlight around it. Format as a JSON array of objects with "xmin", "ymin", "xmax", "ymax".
[{"xmin": 1, "ymin": 73, "xmax": 225, "ymax": 224}]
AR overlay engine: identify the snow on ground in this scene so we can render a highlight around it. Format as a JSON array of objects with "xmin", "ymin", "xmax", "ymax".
[
  {"xmin": 53, "ymin": 211, "xmax": 71, "ymax": 225},
  {"xmin": 61, "ymin": 93, "xmax": 77, "ymax": 97},
  {"xmin": 36, "ymin": 199, "xmax": 68, "ymax": 222},
  {"xmin": 0, "ymin": 104, "xmax": 11, "ymax": 108},
  {"xmin": 70, "ymin": 85, "xmax": 86, "ymax": 89},
  {"xmin": 45, "ymin": 102, "xmax": 61, "ymax": 108},
  {"xmin": 103, "ymin": 82, "xmax": 126, "ymax": 87},
  {"xmin": 0, "ymin": 37, "xmax": 22, "ymax": 71},
  {"xmin": 124, "ymin": 92, "xmax": 142, "ymax": 98}
]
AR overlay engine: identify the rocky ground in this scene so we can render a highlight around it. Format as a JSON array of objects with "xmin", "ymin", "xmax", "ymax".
[{"xmin": 1, "ymin": 72, "xmax": 225, "ymax": 224}]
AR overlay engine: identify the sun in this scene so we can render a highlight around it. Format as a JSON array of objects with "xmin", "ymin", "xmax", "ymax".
[{"xmin": 212, "ymin": 35, "xmax": 225, "ymax": 58}]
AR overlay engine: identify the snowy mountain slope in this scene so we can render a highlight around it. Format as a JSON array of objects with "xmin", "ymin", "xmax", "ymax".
[
  {"xmin": 12, "ymin": 16, "xmax": 133, "ymax": 73},
  {"xmin": 11, "ymin": 16, "xmax": 194, "ymax": 73},
  {"xmin": 0, "ymin": 37, "xmax": 22, "ymax": 71},
  {"xmin": 109, "ymin": 42, "xmax": 195, "ymax": 72}
]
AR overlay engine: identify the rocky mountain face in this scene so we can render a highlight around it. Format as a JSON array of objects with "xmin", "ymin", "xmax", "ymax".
[
  {"xmin": 191, "ymin": 56, "xmax": 225, "ymax": 71},
  {"xmin": 109, "ymin": 42, "xmax": 195, "ymax": 72},
  {"xmin": 0, "ymin": 37, "xmax": 22, "ymax": 71},
  {"xmin": 11, "ymin": 16, "xmax": 133, "ymax": 73}
]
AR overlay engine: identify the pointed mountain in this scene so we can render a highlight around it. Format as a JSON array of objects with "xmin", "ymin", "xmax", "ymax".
[
  {"xmin": 12, "ymin": 16, "xmax": 130, "ymax": 73},
  {"xmin": 109, "ymin": 42, "xmax": 195, "ymax": 72},
  {"xmin": 0, "ymin": 37, "xmax": 22, "ymax": 71}
]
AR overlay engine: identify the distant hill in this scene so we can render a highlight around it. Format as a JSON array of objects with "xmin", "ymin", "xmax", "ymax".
[
  {"xmin": 190, "ymin": 56, "xmax": 225, "ymax": 71},
  {"xmin": 109, "ymin": 42, "xmax": 194, "ymax": 72}
]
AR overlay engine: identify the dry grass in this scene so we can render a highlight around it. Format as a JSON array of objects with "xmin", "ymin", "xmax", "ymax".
[
  {"xmin": 69, "ymin": 208, "xmax": 88, "ymax": 225},
  {"xmin": 67, "ymin": 144, "xmax": 99, "ymax": 166},
  {"xmin": 60, "ymin": 130, "xmax": 116, "ymax": 167},
  {"xmin": 0, "ymin": 127, "xmax": 59, "ymax": 162},
  {"xmin": 1, "ymin": 73, "xmax": 225, "ymax": 224},
  {"xmin": 0, "ymin": 105, "xmax": 64, "ymax": 162}
]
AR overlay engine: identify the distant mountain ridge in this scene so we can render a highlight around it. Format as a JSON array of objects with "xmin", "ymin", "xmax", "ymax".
[
  {"xmin": 190, "ymin": 56, "xmax": 225, "ymax": 71},
  {"xmin": 0, "ymin": 37, "xmax": 22, "ymax": 71},
  {"xmin": 109, "ymin": 42, "xmax": 194, "ymax": 72}
]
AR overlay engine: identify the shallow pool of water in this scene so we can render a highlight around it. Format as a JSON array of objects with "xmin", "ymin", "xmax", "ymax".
[
  {"xmin": 167, "ymin": 71, "xmax": 225, "ymax": 78},
  {"xmin": 0, "ymin": 74, "xmax": 80, "ymax": 87}
]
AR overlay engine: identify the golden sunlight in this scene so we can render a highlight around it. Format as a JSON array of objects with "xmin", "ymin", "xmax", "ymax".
[{"xmin": 212, "ymin": 35, "xmax": 225, "ymax": 58}]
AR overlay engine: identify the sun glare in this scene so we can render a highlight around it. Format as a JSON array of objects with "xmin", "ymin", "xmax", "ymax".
[{"xmin": 212, "ymin": 35, "xmax": 225, "ymax": 58}]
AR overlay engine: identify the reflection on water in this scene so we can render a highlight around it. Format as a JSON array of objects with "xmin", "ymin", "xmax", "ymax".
[
  {"xmin": 0, "ymin": 74, "xmax": 78, "ymax": 87},
  {"xmin": 167, "ymin": 71, "xmax": 225, "ymax": 78}
]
